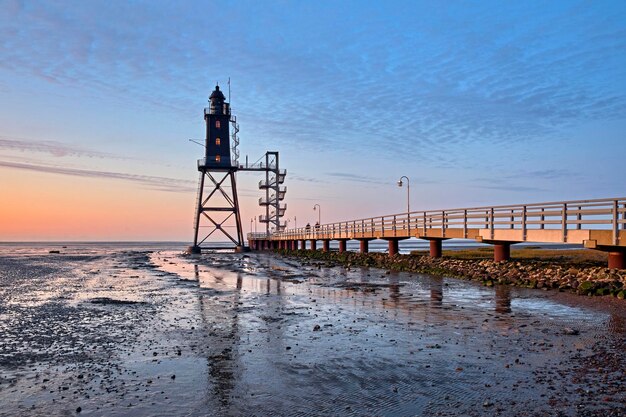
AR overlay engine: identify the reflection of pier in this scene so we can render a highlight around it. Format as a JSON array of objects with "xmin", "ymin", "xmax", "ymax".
[
  {"xmin": 304, "ymin": 272, "xmax": 515, "ymax": 321},
  {"xmin": 430, "ymin": 279, "xmax": 443, "ymax": 307},
  {"xmin": 495, "ymin": 286, "xmax": 512, "ymax": 314}
]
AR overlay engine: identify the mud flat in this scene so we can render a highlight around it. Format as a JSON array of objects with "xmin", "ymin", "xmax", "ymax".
[{"xmin": 0, "ymin": 243, "xmax": 624, "ymax": 416}]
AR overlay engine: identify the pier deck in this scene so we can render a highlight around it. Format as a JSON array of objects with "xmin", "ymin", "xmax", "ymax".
[{"xmin": 249, "ymin": 197, "xmax": 626, "ymax": 268}]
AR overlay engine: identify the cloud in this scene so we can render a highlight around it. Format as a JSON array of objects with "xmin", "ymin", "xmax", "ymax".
[
  {"xmin": 0, "ymin": 1, "xmax": 624, "ymax": 173},
  {"xmin": 288, "ymin": 174, "xmax": 328, "ymax": 184},
  {"xmin": 0, "ymin": 136, "xmax": 127, "ymax": 159},
  {"xmin": 325, "ymin": 172, "xmax": 389, "ymax": 185},
  {"xmin": 473, "ymin": 184, "xmax": 548, "ymax": 193},
  {"xmin": 0, "ymin": 160, "xmax": 195, "ymax": 193},
  {"xmin": 469, "ymin": 168, "xmax": 581, "ymax": 193},
  {"xmin": 473, "ymin": 168, "xmax": 580, "ymax": 183}
]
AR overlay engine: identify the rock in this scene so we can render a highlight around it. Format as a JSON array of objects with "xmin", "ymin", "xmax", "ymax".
[
  {"xmin": 595, "ymin": 288, "xmax": 610, "ymax": 296},
  {"xmin": 76, "ymin": 407, "xmax": 82, "ymax": 413},
  {"xmin": 313, "ymin": 324, "xmax": 321, "ymax": 331},
  {"xmin": 578, "ymin": 281, "xmax": 594, "ymax": 294},
  {"xmin": 483, "ymin": 400, "xmax": 494, "ymax": 407},
  {"xmin": 562, "ymin": 328, "xmax": 579, "ymax": 336}
]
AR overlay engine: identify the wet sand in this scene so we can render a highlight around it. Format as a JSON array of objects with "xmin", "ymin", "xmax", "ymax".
[{"xmin": 0, "ymin": 244, "xmax": 624, "ymax": 416}]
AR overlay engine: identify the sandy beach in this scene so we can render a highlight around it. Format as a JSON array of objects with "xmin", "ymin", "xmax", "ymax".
[{"xmin": 0, "ymin": 243, "xmax": 624, "ymax": 416}]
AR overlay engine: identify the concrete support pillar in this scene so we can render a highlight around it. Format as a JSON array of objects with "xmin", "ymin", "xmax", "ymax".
[
  {"xmin": 273, "ymin": 241, "xmax": 279, "ymax": 250},
  {"xmin": 388, "ymin": 239, "xmax": 399, "ymax": 256},
  {"xmin": 429, "ymin": 240, "xmax": 442, "ymax": 258},
  {"xmin": 338, "ymin": 240, "xmax": 347, "ymax": 253},
  {"xmin": 322, "ymin": 240, "xmax": 330, "ymax": 252},
  {"xmin": 300, "ymin": 240, "xmax": 306, "ymax": 250},
  {"xmin": 359, "ymin": 239, "xmax": 369, "ymax": 253},
  {"xmin": 608, "ymin": 251, "xmax": 625, "ymax": 269},
  {"xmin": 494, "ymin": 243, "xmax": 511, "ymax": 262},
  {"xmin": 310, "ymin": 240, "xmax": 317, "ymax": 251}
]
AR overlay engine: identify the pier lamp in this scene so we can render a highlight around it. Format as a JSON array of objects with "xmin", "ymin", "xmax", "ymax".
[
  {"xmin": 313, "ymin": 204, "xmax": 321, "ymax": 225},
  {"xmin": 250, "ymin": 218, "xmax": 253, "ymax": 234},
  {"xmin": 397, "ymin": 176, "xmax": 410, "ymax": 214},
  {"xmin": 254, "ymin": 216, "xmax": 257, "ymax": 234}
]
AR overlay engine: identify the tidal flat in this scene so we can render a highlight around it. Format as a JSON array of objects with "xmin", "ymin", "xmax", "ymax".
[{"xmin": 0, "ymin": 244, "xmax": 624, "ymax": 416}]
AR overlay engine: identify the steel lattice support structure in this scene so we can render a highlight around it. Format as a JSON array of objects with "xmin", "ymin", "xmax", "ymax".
[{"xmin": 192, "ymin": 169, "xmax": 244, "ymax": 250}]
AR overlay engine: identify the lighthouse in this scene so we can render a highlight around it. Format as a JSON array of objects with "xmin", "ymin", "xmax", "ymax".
[
  {"xmin": 204, "ymin": 85, "xmax": 232, "ymax": 168},
  {"xmin": 189, "ymin": 85, "xmax": 244, "ymax": 253}
]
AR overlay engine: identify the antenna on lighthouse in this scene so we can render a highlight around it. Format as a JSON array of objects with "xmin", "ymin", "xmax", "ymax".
[{"xmin": 228, "ymin": 77, "xmax": 231, "ymax": 104}]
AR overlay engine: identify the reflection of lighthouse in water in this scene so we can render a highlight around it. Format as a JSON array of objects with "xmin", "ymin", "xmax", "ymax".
[
  {"xmin": 197, "ymin": 273, "xmax": 243, "ymax": 407},
  {"xmin": 191, "ymin": 256, "xmax": 290, "ymax": 413}
]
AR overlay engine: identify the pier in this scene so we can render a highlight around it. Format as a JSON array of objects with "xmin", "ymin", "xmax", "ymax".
[{"xmin": 249, "ymin": 197, "xmax": 626, "ymax": 269}]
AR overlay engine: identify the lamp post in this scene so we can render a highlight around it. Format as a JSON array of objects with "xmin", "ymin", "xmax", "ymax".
[
  {"xmin": 397, "ymin": 176, "xmax": 410, "ymax": 214},
  {"xmin": 250, "ymin": 218, "xmax": 253, "ymax": 235},
  {"xmin": 313, "ymin": 204, "xmax": 321, "ymax": 225},
  {"xmin": 294, "ymin": 216, "xmax": 297, "ymax": 229},
  {"xmin": 254, "ymin": 216, "xmax": 257, "ymax": 234}
]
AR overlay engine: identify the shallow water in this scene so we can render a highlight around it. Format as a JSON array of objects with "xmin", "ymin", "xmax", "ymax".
[{"xmin": 0, "ymin": 244, "xmax": 624, "ymax": 416}]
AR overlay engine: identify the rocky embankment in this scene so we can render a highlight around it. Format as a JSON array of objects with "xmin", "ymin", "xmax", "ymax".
[{"xmin": 276, "ymin": 249, "xmax": 626, "ymax": 299}]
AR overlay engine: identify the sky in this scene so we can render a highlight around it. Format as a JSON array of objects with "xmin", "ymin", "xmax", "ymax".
[{"xmin": 1, "ymin": 0, "xmax": 625, "ymax": 241}]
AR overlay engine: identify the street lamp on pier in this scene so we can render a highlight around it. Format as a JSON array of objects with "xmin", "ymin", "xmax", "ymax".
[
  {"xmin": 397, "ymin": 176, "xmax": 410, "ymax": 215},
  {"xmin": 313, "ymin": 204, "xmax": 321, "ymax": 225}
]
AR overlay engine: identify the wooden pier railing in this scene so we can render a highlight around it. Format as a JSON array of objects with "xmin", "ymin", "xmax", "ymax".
[{"xmin": 248, "ymin": 197, "xmax": 626, "ymax": 268}]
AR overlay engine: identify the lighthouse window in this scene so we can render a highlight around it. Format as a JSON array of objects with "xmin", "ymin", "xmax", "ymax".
[
  {"xmin": 216, "ymin": 138, "xmax": 221, "ymax": 146},
  {"xmin": 215, "ymin": 120, "xmax": 221, "ymax": 129},
  {"xmin": 215, "ymin": 155, "xmax": 221, "ymax": 163}
]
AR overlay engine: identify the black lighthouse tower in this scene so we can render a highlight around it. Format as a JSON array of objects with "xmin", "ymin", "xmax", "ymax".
[{"xmin": 190, "ymin": 85, "xmax": 245, "ymax": 253}]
